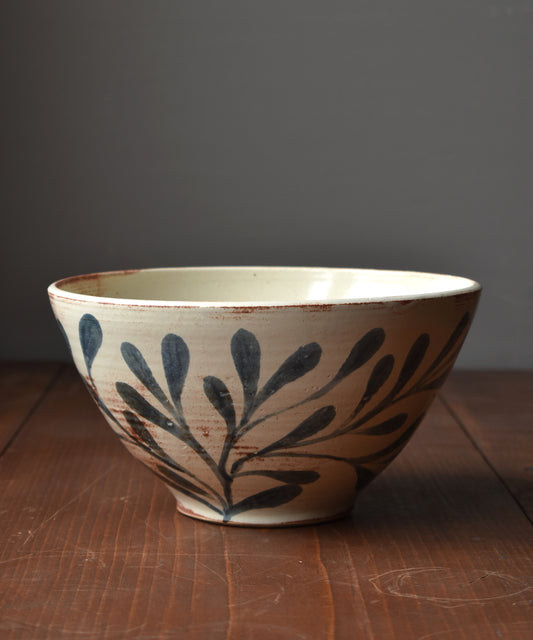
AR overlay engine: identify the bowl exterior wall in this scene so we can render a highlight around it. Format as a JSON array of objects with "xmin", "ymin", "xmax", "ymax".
[{"xmin": 49, "ymin": 290, "xmax": 479, "ymax": 526}]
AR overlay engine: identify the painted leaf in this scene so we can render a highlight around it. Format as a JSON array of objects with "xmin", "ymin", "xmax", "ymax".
[
  {"xmin": 362, "ymin": 354, "xmax": 395, "ymax": 402},
  {"xmin": 229, "ymin": 484, "xmax": 303, "ymax": 518},
  {"xmin": 238, "ymin": 469, "xmax": 320, "ymax": 484},
  {"xmin": 155, "ymin": 464, "xmax": 211, "ymax": 498},
  {"xmin": 116, "ymin": 382, "xmax": 177, "ymax": 434},
  {"xmin": 161, "ymin": 334, "xmax": 190, "ymax": 410},
  {"xmin": 358, "ymin": 413, "xmax": 408, "ymax": 436},
  {"xmin": 56, "ymin": 320, "xmax": 73, "ymax": 357},
  {"xmin": 333, "ymin": 328, "xmax": 386, "ymax": 382},
  {"xmin": 255, "ymin": 342, "xmax": 322, "ymax": 406},
  {"xmin": 82, "ymin": 378, "xmax": 115, "ymax": 423},
  {"xmin": 422, "ymin": 368, "xmax": 453, "ymax": 391},
  {"xmin": 124, "ymin": 409, "xmax": 160, "ymax": 448},
  {"xmin": 258, "ymin": 405, "xmax": 336, "ymax": 455},
  {"xmin": 350, "ymin": 414, "xmax": 424, "ymax": 464},
  {"xmin": 154, "ymin": 465, "xmax": 223, "ymax": 516},
  {"xmin": 231, "ymin": 328, "xmax": 261, "ymax": 421},
  {"xmin": 79, "ymin": 314, "xmax": 102, "ymax": 376},
  {"xmin": 123, "ymin": 410, "xmax": 193, "ymax": 473},
  {"xmin": 354, "ymin": 465, "xmax": 377, "ymax": 491},
  {"xmin": 427, "ymin": 312, "xmax": 470, "ymax": 373},
  {"xmin": 121, "ymin": 342, "xmax": 170, "ymax": 408},
  {"xmin": 203, "ymin": 376, "xmax": 236, "ymax": 432},
  {"xmin": 392, "ymin": 333, "xmax": 430, "ymax": 394}
]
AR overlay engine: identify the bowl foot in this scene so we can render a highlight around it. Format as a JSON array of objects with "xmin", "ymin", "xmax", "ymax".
[{"xmin": 174, "ymin": 498, "xmax": 353, "ymax": 528}]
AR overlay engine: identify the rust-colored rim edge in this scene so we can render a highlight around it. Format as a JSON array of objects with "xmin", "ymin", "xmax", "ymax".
[{"xmin": 48, "ymin": 266, "xmax": 482, "ymax": 309}]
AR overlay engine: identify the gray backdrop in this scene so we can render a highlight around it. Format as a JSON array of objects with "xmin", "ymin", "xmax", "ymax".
[{"xmin": 1, "ymin": 1, "xmax": 532, "ymax": 367}]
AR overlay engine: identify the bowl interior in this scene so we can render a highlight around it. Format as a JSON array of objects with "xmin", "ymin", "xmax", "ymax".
[{"xmin": 50, "ymin": 267, "xmax": 480, "ymax": 306}]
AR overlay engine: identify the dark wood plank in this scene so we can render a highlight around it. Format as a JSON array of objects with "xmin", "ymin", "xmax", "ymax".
[
  {"xmin": 0, "ymin": 367, "xmax": 531, "ymax": 639},
  {"xmin": 317, "ymin": 394, "xmax": 533, "ymax": 640},
  {"xmin": 0, "ymin": 362, "xmax": 62, "ymax": 454},
  {"xmin": 441, "ymin": 370, "xmax": 533, "ymax": 522}
]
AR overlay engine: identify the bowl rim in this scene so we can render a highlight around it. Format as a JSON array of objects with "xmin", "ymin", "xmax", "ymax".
[{"xmin": 48, "ymin": 266, "xmax": 482, "ymax": 308}]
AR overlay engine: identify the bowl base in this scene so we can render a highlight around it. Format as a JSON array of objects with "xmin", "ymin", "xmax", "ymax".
[{"xmin": 174, "ymin": 499, "xmax": 354, "ymax": 528}]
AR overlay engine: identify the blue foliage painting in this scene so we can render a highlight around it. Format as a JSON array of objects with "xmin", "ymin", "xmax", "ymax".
[{"xmin": 66, "ymin": 311, "xmax": 471, "ymax": 522}]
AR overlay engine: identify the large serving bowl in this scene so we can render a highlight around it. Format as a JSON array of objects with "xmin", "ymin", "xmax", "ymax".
[{"xmin": 48, "ymin": 267, "xmax": 480, "ymax": 526}]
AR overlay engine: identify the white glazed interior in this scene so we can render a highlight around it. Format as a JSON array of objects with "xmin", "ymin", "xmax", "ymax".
[{"xmin": 49, "ymin": 267, "xmax": 480, "ymax": 307}]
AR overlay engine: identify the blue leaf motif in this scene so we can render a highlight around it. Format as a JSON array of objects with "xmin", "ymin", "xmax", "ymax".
[
  {"xmin": 332, "ymin": 328, "xmax": 386, "ymax": 382},
  {"xmin": 427, "ymin": 312, "xmax": 470, "ymax": 373},
  {"xmin": 116, "ymin": 382, "xmax": 177, "ymax": 435},
  {"xmin": 391, "ymin": 333, "xmax": 430, "ymax": 394},
  {"xmin": 161, "ymin": 334, "xmax": 190, "ymax": 420},
  {"xmin": 203, "ymin": 376, "xmax": 236, "ymax": 434},
  {"xmin": 358, "ymin": 413, "xmax": 408, "ymax": 436},
  {"xmin": 362, "ymin": 354, "xmax": 395, "ymax": 402},
  {"xmin": 56, "ymin": 319, "xmax": 73, "ymax": 357},
  {"xmin": 354, "ymin": 466, "xmax": 377, "ymax": 491},
  {"xmin": 228, "ymin": 484, "xmax": 303, "ymax": 519},
  {"xmin": 231, "ymin": 328, "xmax": 261, "ymax": 423},
  {"xmin": 236, "ymin": 469, "xmax": 320, "ymax": 484},
  {"xmin": 257, "ymin": 405, "xmax": 336, "ymax": 456},
  {"xmin": 254, "ymin": 342, "xmax": 322, "ymax": 407},
  {"xmin": 121, "ymin": 342, "xmax": 171, "ymax": 409},
  {"xmin": 79, "ymin": 314, "xmax": 103, "ymax": 377}
]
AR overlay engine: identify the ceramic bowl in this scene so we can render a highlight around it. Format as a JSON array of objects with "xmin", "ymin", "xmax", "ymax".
[{"xmin": 48, "ymin": 267, "xmax": 480, "ymax": 526}]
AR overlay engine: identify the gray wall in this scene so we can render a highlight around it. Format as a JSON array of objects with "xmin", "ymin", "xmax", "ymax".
[{"xmin": 1, "ymin": 1, "xmax": 532, "ymax": 367}]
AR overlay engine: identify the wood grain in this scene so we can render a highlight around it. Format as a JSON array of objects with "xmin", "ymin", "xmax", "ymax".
[
  {"xmin": 0, "ymin": 362, "xmax": 62, "ymax": 454},
  {"xmin": 441, "ymin": 371, "xmax": 533, "ymax": 522},
  {"xmin": 0, "ymin": 366, "xmax": 531, "ymax": 639}
]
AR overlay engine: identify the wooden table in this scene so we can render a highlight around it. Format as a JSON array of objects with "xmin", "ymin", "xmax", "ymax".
[{"xmin": 1, "ymin": 365, "xmax": 531, "ymax": 639}]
